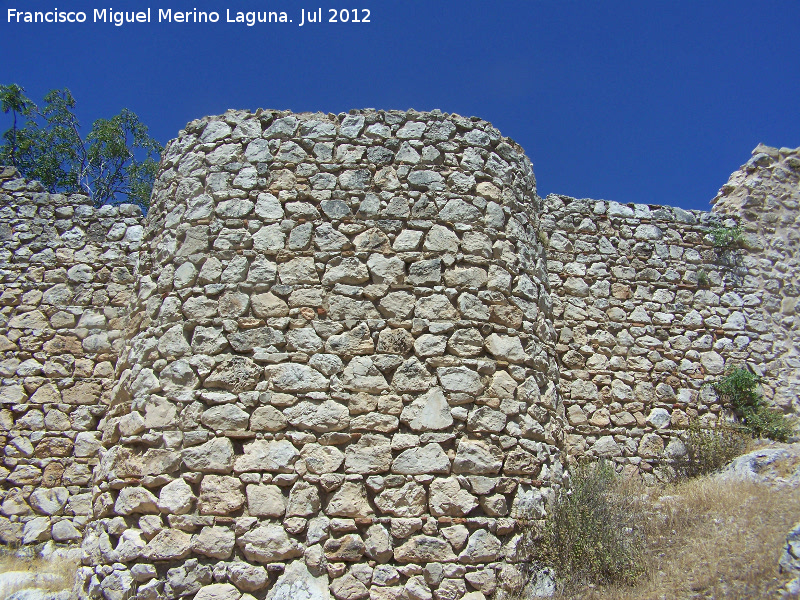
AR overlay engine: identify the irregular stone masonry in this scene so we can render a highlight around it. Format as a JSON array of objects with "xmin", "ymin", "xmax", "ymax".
[
  {"xmin": 544, "ymin": 143, "xmax": 800, "ymax": 477},
  {"xmin": 79, "ymin": 108, "xmax": 564, "ymax": 600},
  {"xmin": 0, "ymin": 166, "xmax": 143, "ymax": 552},
  {"xmin": 0, "ymin": 108, "xmax": 796, "ymax": 600}
]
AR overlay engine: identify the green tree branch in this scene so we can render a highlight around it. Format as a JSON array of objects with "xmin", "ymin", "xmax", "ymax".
[{"xmin": 0, "ymin": 83, "xmax": 162, "ymax": 208}]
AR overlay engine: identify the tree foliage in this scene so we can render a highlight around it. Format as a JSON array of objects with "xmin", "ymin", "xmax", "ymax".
[{"xmin": 0, "ymin": 83, "xmax": 162, "ymax": 208}]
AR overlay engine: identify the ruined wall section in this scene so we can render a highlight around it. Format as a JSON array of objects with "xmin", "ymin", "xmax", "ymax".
[
  {"xmin": 543, "ymin": 145, "xmax": 800, "ymax": 477},
  {"xmin": 712, "ymin": 145, "xmax": 800, "ymax": 414},
  {"xmin": 80, "ymin": 109, "xmax": 565, "ymax": 600},
  {"xmin": 0, "ymin": 166, "xmax": 143, "ymax": 547}
]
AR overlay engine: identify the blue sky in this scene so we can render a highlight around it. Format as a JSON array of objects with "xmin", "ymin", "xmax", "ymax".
[{"xmin": 1, "ymin": 0, "xmax": 798, "ymax": 210}]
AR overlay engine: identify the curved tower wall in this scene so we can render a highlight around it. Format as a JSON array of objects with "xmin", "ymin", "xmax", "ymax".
[{"xmin": 83, "ymin": 109, "xmax": 564, "ymax": 599}]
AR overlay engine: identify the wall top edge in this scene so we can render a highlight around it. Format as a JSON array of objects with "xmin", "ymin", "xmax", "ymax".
[{"xmin": 174, "ymin": 107, "xmax": 532, "ymax": 157}]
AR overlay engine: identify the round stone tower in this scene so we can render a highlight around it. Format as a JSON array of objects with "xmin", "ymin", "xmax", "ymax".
[{"xmin": 79, "ymin": 109, "xmax": 565, "ymax": 600}]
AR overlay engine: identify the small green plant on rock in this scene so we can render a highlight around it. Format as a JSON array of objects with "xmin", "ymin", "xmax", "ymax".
[
  {"xmin": 520, "ymin": 460, "xmax": 646, "ymax": 592},
  {"xmin": 697, "ymin": 269, "xmax": 710, "ymax": 288},
  {"xmin": 711, "ymin": 224, "xmax": 744, "ymax": 249},
  {"xmin": 712, "ymin": 367, "xmax": 795, "ymax": 442}
]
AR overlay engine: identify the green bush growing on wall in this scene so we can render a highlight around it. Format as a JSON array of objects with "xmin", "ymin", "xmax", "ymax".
[
  {"xmin": 711, "ymin": 224, "xmax": 744, "ymax": 249},
  {"xmin": 712, "ymin": 367, "xmax": 795, "ymax": 442}
]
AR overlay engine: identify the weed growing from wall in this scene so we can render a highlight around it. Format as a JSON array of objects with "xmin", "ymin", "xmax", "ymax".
[
  {"xmin": 711, "ymin": 224, "xmax": 744, "ymax": 249},
  {"xmin": 712, "ymin": 367, "xmax": 796, "ymax": 442}
]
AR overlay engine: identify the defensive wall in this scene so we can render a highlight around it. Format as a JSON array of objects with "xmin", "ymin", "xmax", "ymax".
[
  {"xmin": 0, "ymin": 108, "xmax": 797, "ymax": 600},
  {"xmin": 545, "ymin": 143, "xmax": 799, "ymax": 471}
]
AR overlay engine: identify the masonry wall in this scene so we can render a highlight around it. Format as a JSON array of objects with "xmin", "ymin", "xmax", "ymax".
[
  {"xmin": 0, "ymin": 166, "xmax": 142, "ymax": 547},
  {"xmin": 0, "ymin": 113, "xmax": 797, "ymax": 600},
  {"xmin": 712, "ymin": 145, "xmax": 800, "ymax": 414},
  {"xmin": 77, "ymin": 109, "xmax": 565, "ymax": 600},
  {"xmin": 543, "ymin": 145, "xmax": 800, "ymax": 479}
]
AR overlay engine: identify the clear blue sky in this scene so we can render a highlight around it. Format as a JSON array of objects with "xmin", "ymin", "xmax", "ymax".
[{"xmin": 2, "ymin": 0, "xmax": 798, "ymax": 210}]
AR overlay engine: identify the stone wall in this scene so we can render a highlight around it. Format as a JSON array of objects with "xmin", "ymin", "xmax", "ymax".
[
  {"xmin": 543, "ymin": 145, "xmax": 800, "ymax": 478},
  {"xmin": 712, "ymin": 145, "xmax": 800, "ymax": 415},
  {"xmin": 76, "ymin": 109, "xmax": 565, "ymax": 600},
  {"xmin": 0, "ymin": 166, "xmax": 143, "ymax": 548},
  {"xmin": 0, "ymin": 109, "xmax": 797, "ymax": 600}
]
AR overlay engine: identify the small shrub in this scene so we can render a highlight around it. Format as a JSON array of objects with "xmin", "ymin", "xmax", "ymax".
[
  {"xmin": 675, "ymin": 419, "xmax": 749, "ymax": 479},
  {"xmin": 696, "ymin": 269, "xmax": 710, "ymax": 288},
  {"xmin": 739, "ymin": 405, "xmax": 796, "ymax": 442},
  {"xmin": 711, "ymin": 224, "xmax": 744, "ymax": 248},
  {"xmin": 520, "ymin": 460, "xmax": 646, "ymax": 591},
  {"xmin": 712, "ymin": 367, "xmax": 796, "ymax": 442}
]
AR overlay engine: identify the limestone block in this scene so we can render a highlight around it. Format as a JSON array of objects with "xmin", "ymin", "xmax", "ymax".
[
  {"xmin": 592, "ymin": 436, "xmax": 622, "ymax": 458},
  {"xmin": 199, "ymin": 475, "xmax": 245, "ymax": 515},
  {"xmin": 331, "ymin": 574, "xmax": 370, "ymax": 600},
  {"xmin": 377, "ymin": 328, "xmax": 414, "ymax": 355},
  {"xmin": 326, "ymin": 482, "xmax": 374, "ymax": 518},
  {"xmin": 114, "ymin": 487, "xmax": 159, "ymax": 515},
  {"xmin": 285, "ymin": 400, "xmax": 349, "ymax": 432},
  {"xmin": 466, "ymin": 407, "xmax": 506, "ymax": 433},
  {"xmin": 392, "ymin": 358, "xmax": 435, "ymax": 392},
  {"xmin": 394, "ymin": 536, "xmax": 457, "ymax": 563},
  {"xmin": 343, "ymin": 357, "xmax": 390, "ymax": 393},
  {"xmin": 364, "ymin": 524, "xmax": 393, "ymax": 563},
  {"xmin": 374, "ymin": 482, "xmax": 427, "ymax": 517},
  {"xmin": 286, "ymin": 480, "xmax": 321, "ymax": 517},
  {"xmin": 392, "ymin": 444, "xmax": 450, "ymax": 475},
  {"xmin": 400, "ymin": 388, "xmax": 453, "ymax": 432},
  {"xmin": 182, "ymin": 437, "xmax": 235, "ymax": 473},
  {"xmin": 192, "ymin": 526, "xmax": 236, "ymax": 559},
  {"xmin": 484, "ymin": 334, "xmax": 525, "ymax": 364},
  {"xmin": 345, "ymin": 434, "xmax": 393, "ymax": 474},
  {"xmin": 452, "ymin": 440, "xmax": 503, "ymax": 475},
  {"xmin": 301, "ymin": 444, "xmax": 345, "ymax": 474},
  {"xmin": 228, "ymin": 562, "xmax": 270, "ymax": 592},
  {"xmin": 324, "ymin": 534, "xmax": 366, "ymax": 562},
  {"xmin": 29, "ymin": 487, "xmax": 69, "ymax": 515},
  {"xmin": 638, "ymin": 433, "xmax": 664, "ymax": 458},
  {"xmin": 264, "ymin": 560, "xmax": 332, "ymax": 600},
  {"xmin": 327, "ymin": 323, "xmax": 375, "ymax": 356},
  {"xmin": 157, "ymin": 478, "xmax": 195, "ymax": 515},
  {"xmin": 234, "ymin": 439, "xmax": 299, "ymax": 473},
  {"xmin": 414, "ymin": 334, "xmax": 447, "ymax": 358},
  {"xmin": 265, "ymin": 364, "xmax": 329, "ymax": 393},
  {"xmin": 437, "ymin": 367, "xmax": 484, "ymax": 396},
  {"xmin": 203, "ymin": 357, "xmax": 258, "ymax": 393},
  {"xmin": 429, "ymin": 478, "xmax": 477, "ymax": 517},
  {"xmin": 195, "ymin": 584, "xmax": 241, "ymax": 600},
  {"xmin": 142, "ymin": 529, "xmax": 193, "ymax": 561},
  {"xmin": 415, "ymin": 295, "xmax": 458, "ymax": 320},
  {"xmin": 237, "ymin": 524, "xmax": 304, "ymax": 563},
  {"xmin": 201, "ymin": 405, "xmax": 250, "ymax": 431},
  {"xmin": 247, "ymin": 484, "xmax": 287, "ymax": 518}
]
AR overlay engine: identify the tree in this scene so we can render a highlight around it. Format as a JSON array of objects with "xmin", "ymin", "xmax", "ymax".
[{"xmin": 0, "ymin": 84, "xmax": 162, "ymax": 208}]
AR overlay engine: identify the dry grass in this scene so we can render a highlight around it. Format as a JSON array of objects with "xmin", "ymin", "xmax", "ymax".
[
  {"xmin": 555, "ymin": 474, "xmax": 800, "ymax": 600},
  {"xmin": 0, "ymin": 551, "xmax": 78, "ymax": 597}
]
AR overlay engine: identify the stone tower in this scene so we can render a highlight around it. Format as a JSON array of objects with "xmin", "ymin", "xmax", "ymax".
[{"xmin": 80, "ymin": 109, "xmax": 566, "ymax": 599}]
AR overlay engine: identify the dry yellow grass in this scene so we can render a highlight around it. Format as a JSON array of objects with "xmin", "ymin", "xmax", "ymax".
[
  {"xmin": 0, "ymin": 551, "xmax": 78, "ymax": 597},
  {"xmin": 557, "ymin": 473, "xmax": 800, "ymax": 600}
]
